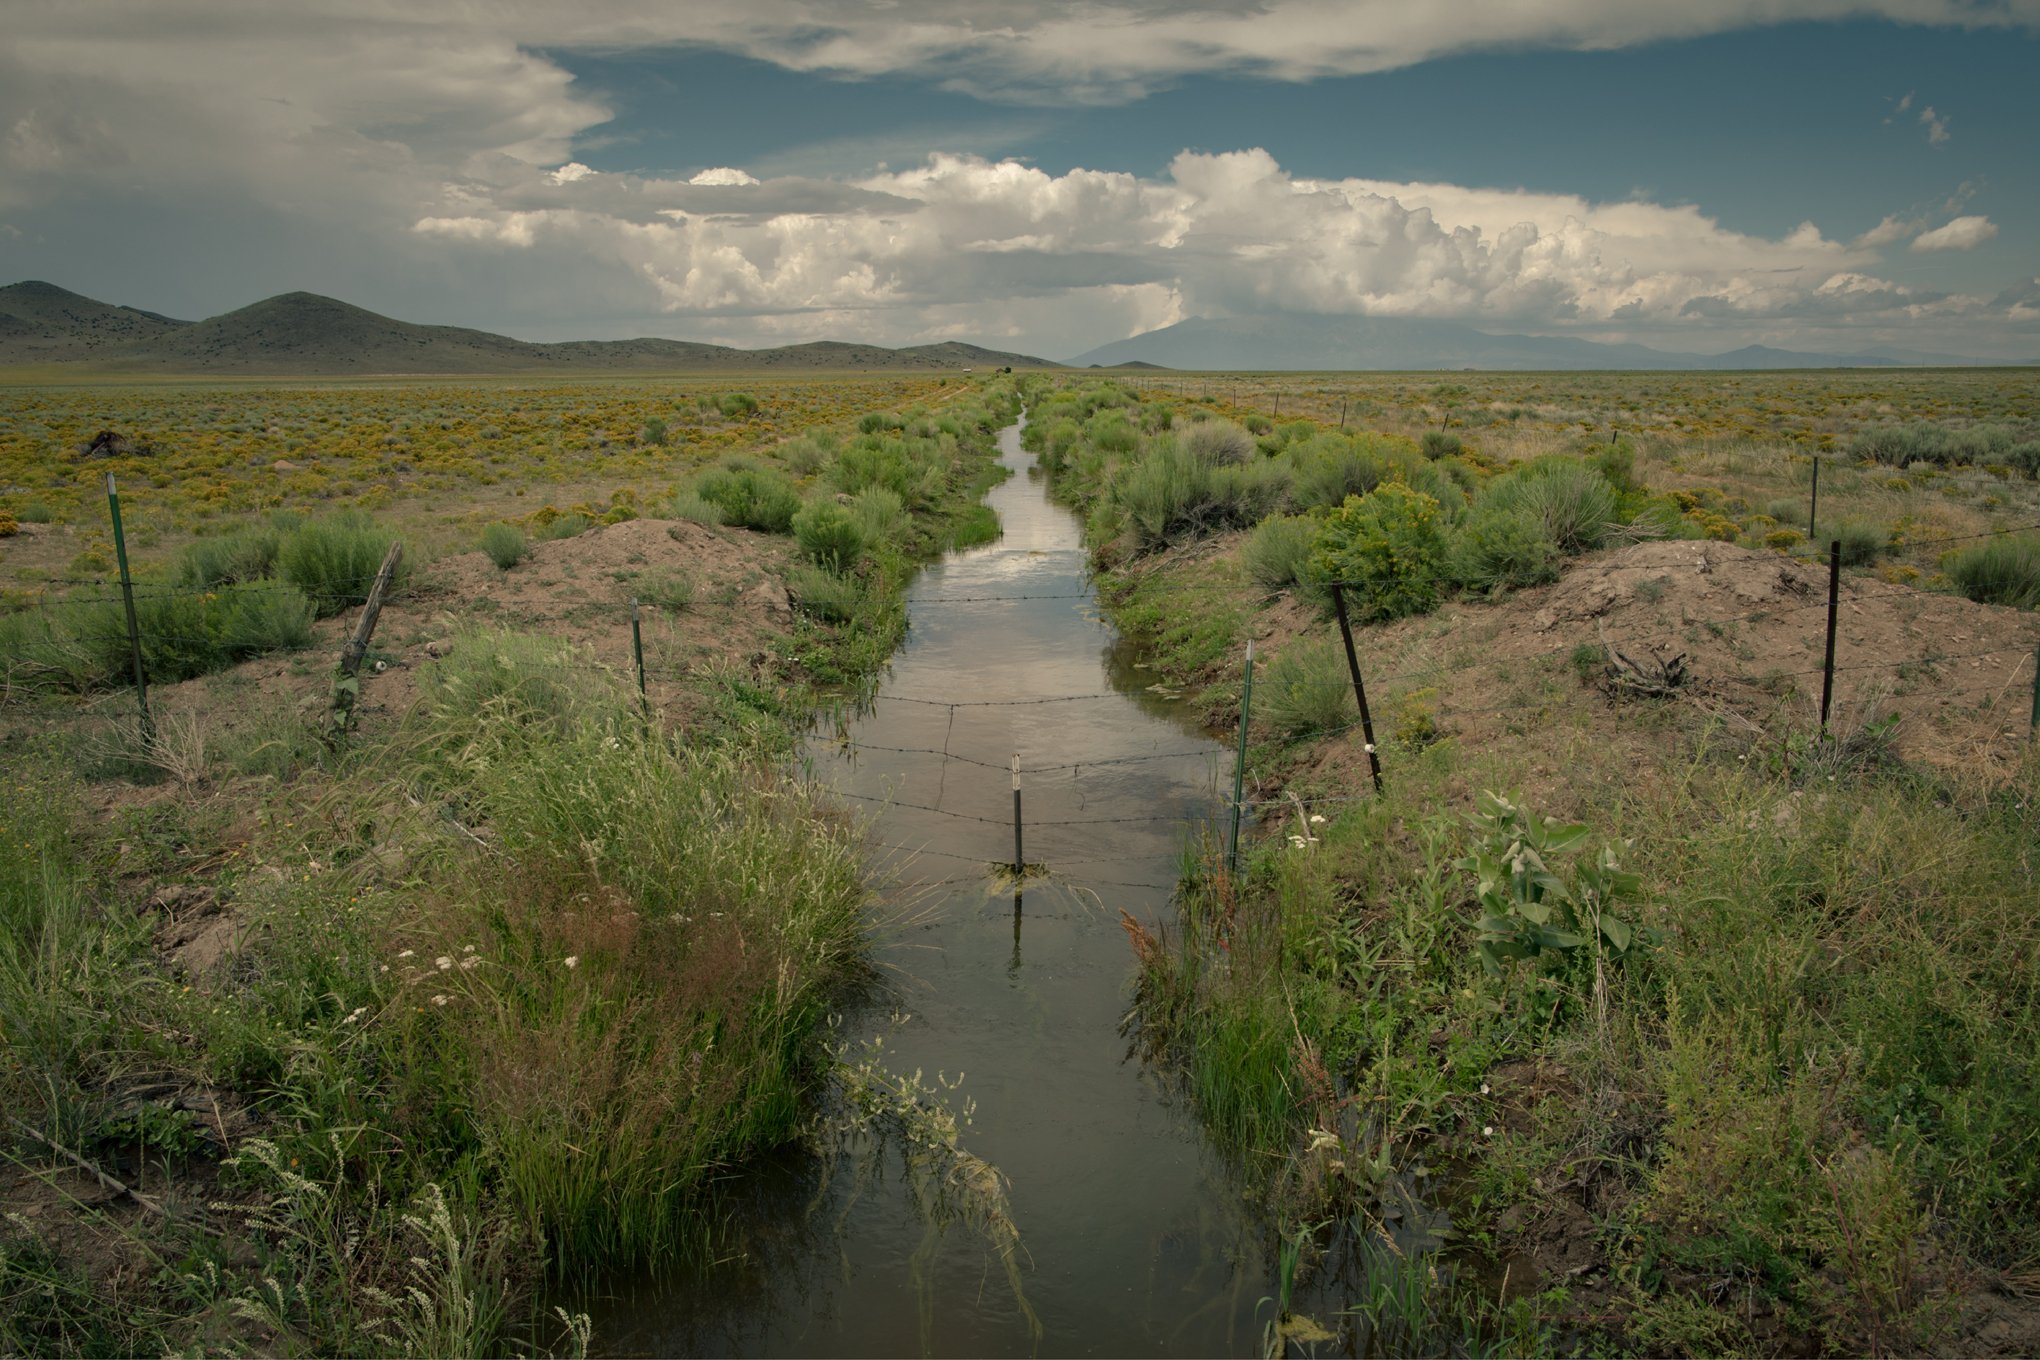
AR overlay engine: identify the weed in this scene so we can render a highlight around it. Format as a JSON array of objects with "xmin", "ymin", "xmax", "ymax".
[{"xmin": 1942, "ymin": 533, "xmax": 2040, "ymax": 608}]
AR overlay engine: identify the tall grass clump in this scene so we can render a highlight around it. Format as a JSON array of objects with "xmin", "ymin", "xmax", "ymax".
[
  {"xmin": 848, "ymin": 488, "xmax": 907, "ymax": 547},
  {"xmin": 1476, "ymin": 458, "xmax": 1616, "ymax": 554},
  {"xmin": 1257, "ymin": 640, "xmax": 1355, "ymax": 738},
  {"xmin": 479, "ymin": 522, "xmax": 528, "ymax": 570},
  {"xmin": 1242, "ymin": 514, "xmax": 1319, "ymax": 593},
  {"xmin": 1181, "ymin": 419, "xmax": 1255, "ymax": 466},
  {"xmin": 1942, "ymin": 534, "xmax": 2040, "ymax": 609},
  {"xmin": 694, "ymin": 463, "xmax": 800, "ymax": 533},
  {"xmin": 178, "ymin": 524, "xmax": 283, "ymax": 588},
  {"xmin": 279, "ymin": 512, "xmax": 406, "ymax": 616},
  {"xmin": 1451, "ymin": 503, "xmax": 1562, "ymax": 591},
  {"xmin": 1832, "ymin": 518, "xmax": 1888, "ymax": 567},
  {"xmin": 792, "ymin": 500, "xmax": 869, "ymax": 573},
  {"xmin": 666, "ymin": 491, "xmax": 727, "ymax": 527}
]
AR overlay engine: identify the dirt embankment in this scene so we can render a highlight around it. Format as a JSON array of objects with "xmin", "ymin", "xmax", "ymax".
[
  {"xmin": 141, "ymin": 515, "xmax": 802, "ymax": 742},
  {"xmin": 1229, "ymin": 539, "xmax": 2038, "ymax": 807}
]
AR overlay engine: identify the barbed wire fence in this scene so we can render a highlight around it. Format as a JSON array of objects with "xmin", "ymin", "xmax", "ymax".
[{"xmin": 7, "ymin": 480, "xmax": 2038, "ymax": 897}]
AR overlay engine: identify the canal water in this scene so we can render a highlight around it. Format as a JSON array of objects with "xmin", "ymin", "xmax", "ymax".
[{"xmin": 594, "ymin": 419, "xmax": 1282, "ymax": 1355}]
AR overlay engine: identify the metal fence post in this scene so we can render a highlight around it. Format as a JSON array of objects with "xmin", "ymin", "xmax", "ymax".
[
  {"xmin": 630, "ymin": 597, "xmax": 649, "ymax": 721},
  {"xmin": 103, "ymin": 473, "xmax": 153, "ymax": 744},
  {"xmin": 1228, "ymin": 639, "xmax": 1255, "ymax": 876},
  {"xmin": 1330, "ymin": 583, "xmax": 1384, "ymax": 793},
  {"xmin": 1011, "ymin": 754, "xmax": 1024, "ymax": 873},
  {"xmin": 1819, "ymin": 540, "xmax": 1841, "ymax": 737},
  {"xmin": 1809, "ymin": 457, "xmax": 1821, "ymax": 544}
]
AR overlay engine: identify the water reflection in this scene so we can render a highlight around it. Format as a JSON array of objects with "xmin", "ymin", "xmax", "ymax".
[{"xmin": 593, "ymin": 422, "xmax": 1274, "ymax": 1357}]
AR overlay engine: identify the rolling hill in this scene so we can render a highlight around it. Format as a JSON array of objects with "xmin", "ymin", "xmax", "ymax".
[
  {"xmin": 1064, "ymin": 313, "xmax": 1995, "ymax": 371},
  {"xmin": 0, "ymin": 281, "xmax": 192, "ymax": 362},
  {"xmin": 0, "ymin": 283, "xmax": 1054, "ymax": 374}
]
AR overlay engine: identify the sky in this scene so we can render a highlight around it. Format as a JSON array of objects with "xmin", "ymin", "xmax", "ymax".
[{"xmin": 2, "ymin": 0, "xmax": 2036, "ymax": 361}]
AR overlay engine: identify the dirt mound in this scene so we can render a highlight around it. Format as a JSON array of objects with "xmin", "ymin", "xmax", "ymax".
[{"xmin": 1251, "ymin": 540, "xmax": 2038, "ymax": 804}]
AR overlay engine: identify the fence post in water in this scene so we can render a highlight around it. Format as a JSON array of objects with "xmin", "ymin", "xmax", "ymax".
[
  {"xmin": 1808, "ymin": 457, "xmax": 1821, "ymax": 544},
  {"xmin": 1228, "ymin": 640, "xmax": 1255, "ymax": 876},
  {"xmin": 102, "ymin": 472, "xmax": 153, "ymax": 745},
  {"xmin": 1011, "ymin": 754, "xmax": 1024, "ymax": 874},
  {"xmin": 1819, "ymin": 540, "xmax": 1841, "ymax": 738},
  {"xmin": 630, "ymin": 597, "xmax": 649, "ymax": 721},
  {"xmin": 1329, "ymin": 583, "xmax": 1385, "ymax": 794}
]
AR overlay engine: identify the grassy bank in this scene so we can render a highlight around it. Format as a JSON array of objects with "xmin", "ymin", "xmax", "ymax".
[
  {"xmin": 0, "ymin": 383, "xmax": 1021, "ymax": 1354},
  {"xmin": 1028, "ymin": 374, "xmax": 2040, "ymax": 1356}
]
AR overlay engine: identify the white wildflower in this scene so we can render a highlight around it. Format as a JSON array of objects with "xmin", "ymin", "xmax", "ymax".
[
  {"xmin": 342, "ymin": 1006, "xmax": 367, "ymax": 1025},
  {"xmin": 396, "ymin": 949, "xmax": 415, "ymax": 959},
  {"xmin": 564, "ymin": 955, "xmax": 579, "ymax": 970},
  {"xmin": 431, "ymin": 994, "xmax": 449, "ymax": 1006},
  {"xmin": 1483, "ymin": 1125, "xmax": 1495, "ymax": 1137},
  {"xmin": 434, "ymin": 955, "xmax": 452, "ymax": 971}
]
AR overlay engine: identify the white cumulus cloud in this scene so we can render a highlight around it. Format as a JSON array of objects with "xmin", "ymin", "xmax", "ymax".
[
  {"xmin": 1911, "ymin": 215, "xmax": 1998, "ymax": 251},
  {"xmin": 688, "ymin": 167, "xmax": 761, "ymax": 186}
]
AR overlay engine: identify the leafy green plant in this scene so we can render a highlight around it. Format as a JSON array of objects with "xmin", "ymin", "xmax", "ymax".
[
  {"xmin": 1458, "ymin": 791, "xmax": 1646, "ymax": 976},
  {"xmin": 1307, "ymin": 484, "xmax": 1447, "ymax": 622}
]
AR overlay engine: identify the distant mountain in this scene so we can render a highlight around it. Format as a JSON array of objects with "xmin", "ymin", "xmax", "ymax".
[
  {"xmin": 0, "ymin": 280, "xmax": 191, "ymax": 361},
  {"xmin": 1065, "ymin": 314, "xmax": 1998, "ymax": 371},
  {"xmin": 0, "ymin": 283, "xmax": 1055, "ymax": 373}
]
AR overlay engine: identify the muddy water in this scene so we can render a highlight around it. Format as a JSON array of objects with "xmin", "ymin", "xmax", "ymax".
[{"xmin": 593, "ymin": 421, "xmax": 1277, "ymax": 1356}]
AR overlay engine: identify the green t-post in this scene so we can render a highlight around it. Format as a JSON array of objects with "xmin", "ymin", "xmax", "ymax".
[{"xmin": 103, "ymin": 472, "xmax": 154, "ymax": 744}]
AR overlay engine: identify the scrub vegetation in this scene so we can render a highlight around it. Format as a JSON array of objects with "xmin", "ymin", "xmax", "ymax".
[
  {"xmin": 0, "ymin": 376, "xmax": 1021, "ymax": 1355},
  {"xmin": 1026, "ymin": 369, "xmax": 2040, "ymax": 1357}
]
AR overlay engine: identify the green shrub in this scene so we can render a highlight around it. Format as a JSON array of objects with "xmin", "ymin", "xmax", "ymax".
[
  {"xmin": 1256, "ymin": 640, "xmax": 1354, "ymax": 738},
  {"xmin": 717, "ymin": 392, "xmax": 759, "ymax": 418},
  {"xmin": 1831, "ymin": 519, "xmax": 1888, "ymax": 567},
  {"xmin": 1764, "ymin": 496, "xmax": 1807, "ymax": 527},
  {"xmin": 219, "ymin": 583, "xmax": 315, "ymax": 657},
  {"xmin": 1308, "ymin": 484, "xmax": 1448, "ymax": 622},
  {"xmin": 1420, "ymin": 431, "xmax": 1463, "ymax": 459},
  {"xmin": 792, "ymin": 500, "xmax": 869, "ymax": 573},
  {"xmin": 1852, "ymin": 421, "xmax": 2023, "ymax": 468},
  {"xmin": 1479, "ymin": 458, "xmax": 1616, "ymax": 554},
  {"xmin": 827, "ymin": 437, "xmax": 941, "ymax": 507},
  {"xmin": 1209, "ymin": 458, "xmax": 1294, "ymax": 527},
  {"xmin": 1116, "ymin": 440, "xmax": 1212, "ymax": 550},
  {"xmin": 533, "ymin": 511, "xmax": 593, "ymax": 542},
  {"xmin": 278, "ymin": 512, "xmax": 405, "ymax": 616},
  {"xmin": 786, "ymin": 565, "xmax": 865, "ymax": 623},
  {"xmin": 1452, "ymin": 504, "xmax": 1563, "ymax": 591},
  {"xmin": 1182, "ymin": 420, "xmax": 1255, "ymax": 466},
  {"xmin": 1943, "ymin": 535, "xmax": 2040, "ymax": 609},
  {"xmin": 479, "ymin": 522, "xmax": 527, "ymax": 570},
  {"xmin": 667, "ymin": 492, "xmax": 727, "ymax": 527},
  {"xmin": 857, "ymin": 410, "xmax": 899, "ymax": 435},
  {"xmin": 640, "ymin": 417, "xmax": 669, "ymax": 446},
  {"xmin": 695, "ymin": 464, "xmax": 800, "ymax": 533},
  {"xmin": 16, "ymin": 503, "xmax": 54, "ymax": 524},
  {"xmin": 1288, "ymin": 436, "xmax": 1383, "ymax": 511},
  {"xmin": 849, "ymin": 488, "xmax": 907, "ymax": 546},
  {"xmin": 178, "ymin": 527, "xmax": 282, "ymax": 589},
  {"xmin": 1241, "ymin": 514, "xmax": 1318, "ymax": 592},
  {"xmin": 1086, "ymin": 410, "xmax": 1141, "ymax": 454}
]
